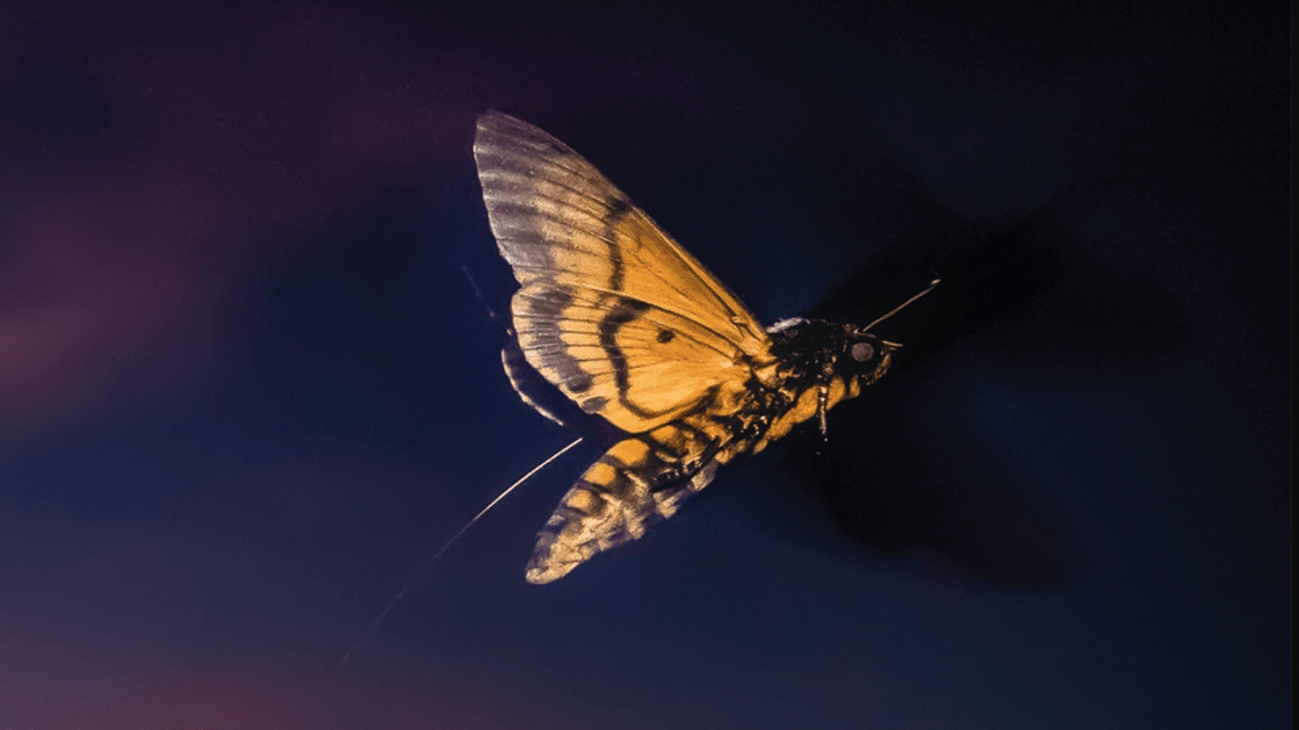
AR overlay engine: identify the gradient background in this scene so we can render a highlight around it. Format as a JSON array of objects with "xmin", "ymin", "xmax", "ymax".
[{"xmin": 0, "ymin": 1, "xmax": 1289, "ymax": 728}]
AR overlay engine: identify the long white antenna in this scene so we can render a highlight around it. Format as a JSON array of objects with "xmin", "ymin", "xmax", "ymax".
[
  {"xmin": 863, "ymin": 277, "xmax": 941, "ymax": 332},
  {"xmin": 333, "ymin": 436, "xmax": 584, "ymax": 671}
]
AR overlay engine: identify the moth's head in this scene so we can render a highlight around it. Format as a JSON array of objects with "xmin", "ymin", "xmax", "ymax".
[
  {"xmin": 839, "ymin": 328, "xmax": 898, "ymax": 385},
  {"xmin": 836, "ymin": 276, "xmax": 937, "ymax": 385}
]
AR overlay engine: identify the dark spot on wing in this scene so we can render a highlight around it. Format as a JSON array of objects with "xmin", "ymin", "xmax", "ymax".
[{"xmin": 657, "ymin": 329, "xmax": 676, "ymax": 343}]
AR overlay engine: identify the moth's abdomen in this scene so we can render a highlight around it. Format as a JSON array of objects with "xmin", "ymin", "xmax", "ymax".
[{"xmin": 525, "ymin": 411, "xmax": 754, "ymax": 584}]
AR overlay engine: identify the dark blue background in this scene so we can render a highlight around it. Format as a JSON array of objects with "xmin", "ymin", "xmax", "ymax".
[{"xmin": 0, "ymin": 1, "xmax": 1288, "ymax": 727}]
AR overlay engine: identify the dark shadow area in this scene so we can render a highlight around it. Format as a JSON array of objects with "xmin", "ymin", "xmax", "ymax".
[
  {"xmin": 809, "ymin": 211, "xmax": 1189, "ymax": 383},
  {"xmin": 803, "ymin": 396, "xmax": 1086, "ymax": 591},
  {"xmin": 712, "ymin": 211, "xmax": 1194, "ymax": 591}
]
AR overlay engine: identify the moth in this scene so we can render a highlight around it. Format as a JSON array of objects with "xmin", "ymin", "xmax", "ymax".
[{"xmin": 474, "ymin": 112, "xmax": 933, "ymax": 584}]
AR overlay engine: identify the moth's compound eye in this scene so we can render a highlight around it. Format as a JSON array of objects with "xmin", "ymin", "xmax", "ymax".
[{"xmin": 851, "ymin": 342, "xmax": 874, "ymax": 362}]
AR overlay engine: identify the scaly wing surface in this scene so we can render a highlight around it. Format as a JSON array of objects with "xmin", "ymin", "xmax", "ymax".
[{"xmin": 474, "ymin": 112, "xmax": 769, "ymax": 433}]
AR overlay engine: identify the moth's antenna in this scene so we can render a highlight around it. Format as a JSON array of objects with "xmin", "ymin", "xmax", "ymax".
[
  {"xmin": 333, "ymin": 436, "xmax": 584, "ymax": 672},
  {"xmin": 863, "ymin": 277, "xmax": 940, "ymax": 332},
  {"xmin": 461, "ymin": 264, "xmax": 502, "ymax": 324}
]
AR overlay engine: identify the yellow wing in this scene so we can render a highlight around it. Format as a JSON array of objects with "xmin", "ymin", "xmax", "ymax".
[{"xmin": 474, "ymin": 112, "xmax": 771, "ymax": 433}]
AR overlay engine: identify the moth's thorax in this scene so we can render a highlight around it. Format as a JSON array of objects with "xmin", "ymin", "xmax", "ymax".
[{"xmin": 739, "ymin": 317, "xmax": 894, "ymax": 452}]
